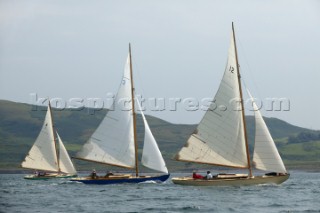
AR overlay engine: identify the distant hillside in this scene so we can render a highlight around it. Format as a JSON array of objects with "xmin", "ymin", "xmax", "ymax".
[{"xmin": 0, "ymin": 100, "xmax": 319, "ymax": 172}]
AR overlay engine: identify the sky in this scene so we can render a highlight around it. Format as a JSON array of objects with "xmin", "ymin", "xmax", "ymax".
[{"xmin": 0, "ymin": 0, "xmax": 320, "ymax": 129}]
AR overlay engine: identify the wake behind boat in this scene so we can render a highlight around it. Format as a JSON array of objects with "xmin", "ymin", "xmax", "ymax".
[
  {"xmin": 71, "ymin": 44, "xmax": 169, "ymax": 184},
  {"xmin": 21, "ymin": 103, "xmax": 77, "ymax": 180},
  {"xmin": 172, "ymin": 23, "xmax": 289, "ymax": 186}
]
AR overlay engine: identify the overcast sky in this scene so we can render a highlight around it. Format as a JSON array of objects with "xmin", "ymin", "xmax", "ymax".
[{"xmin": 0, "ymin": 0, "xmax": 320, "ymax": 129}]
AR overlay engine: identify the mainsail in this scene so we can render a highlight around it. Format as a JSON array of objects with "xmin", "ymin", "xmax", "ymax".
[
  {"xmin": 57, "ymin": 132, "xmax": 77, "ymax": 175},
  {"xmin": 176, "ymin": 31, "xmax": 248, "ymax": 168},
  {"xmin": 137, "ymin": 101, "xmax": 168, "ymax": 173},
  {"xmin": 76, "ymin": 54, "xmax": 135, "ymax": 168},
  {"xmin": 21, "ymin": 105, "xmax": 59, "ymax": 172},
  {"xmin": 247, "ymin": 90, "xmax": 287, "ymax": 173}
]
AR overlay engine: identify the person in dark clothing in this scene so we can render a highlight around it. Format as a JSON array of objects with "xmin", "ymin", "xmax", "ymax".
[{"xmin": 91, "ymin": 169, "xmax": 97, "ymax": 179}]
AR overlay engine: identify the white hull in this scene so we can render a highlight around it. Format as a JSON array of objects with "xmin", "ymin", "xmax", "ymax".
[{"xmin": 172, "ymin": 174, "xmax": 289, "ymax": 186}]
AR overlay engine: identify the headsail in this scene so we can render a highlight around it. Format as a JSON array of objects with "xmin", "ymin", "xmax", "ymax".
[
  {"xmin": 175, "ymin": 31, "xmax": 248, "ymax": 168},
  {"xmin": 247, "ymin": 90, "xmax": 287, "ymax": 173},
  {"xmin": 21, "ymin": 105, "xmax": 59, "ymax": 172},
  {"xmin": 56, "ymin": 132, "xmax": 77, "ymax": 175},
  {"xmin": 137, "ymin": 101, "xmax": 168, "ymax": 174},
  {"xmin": 76, "ymin": 54, "xmax": 135, "ymax": 168}
]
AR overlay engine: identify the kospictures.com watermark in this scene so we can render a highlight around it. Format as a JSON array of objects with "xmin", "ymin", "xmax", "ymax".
[{"xmin": 29, "ymin": 93, "xmax": 290, "ymax": 114}]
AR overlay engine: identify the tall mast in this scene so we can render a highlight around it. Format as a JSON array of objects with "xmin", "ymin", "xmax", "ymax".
[
  {"xmin": 232, "ymin": 22, "xmax": 252, "ymax": 177},
  {"xmin": 48, "ymin": 100, "xmax": 60, "ymax": 173},
  {"xmin": 129, "ymin": 43, "xmax": 139, "ymax": 177}
]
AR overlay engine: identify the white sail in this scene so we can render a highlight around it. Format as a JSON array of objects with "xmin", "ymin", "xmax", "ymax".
[
  {"xmin": 137, "ymin": 101, "xmax": 168, "ymax": 174},
  {"xmin": 21, "ymin": 105, "xmax": 59, "ymax": 172},
  {"xmin": 248, "ymin": 90, "xmax": 287, "ymax": 173},
  {"xmin": 176, "ymin": 31, "xmax": 248, "ymax": 168},
  {"xmin": 76, "ymin": 54, "xmax": 135, "ymax": 168},
  {"xmin": 56, "ymin": 132, "xmax": 77, "ymax": 175}
]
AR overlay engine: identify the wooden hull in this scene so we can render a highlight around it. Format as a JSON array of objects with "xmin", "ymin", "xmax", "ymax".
[
  {"xmin": 172, "ymin": 174, "xmax": 289, "ymax": 186},
  {"xmin": 70, "ymin": 174, "xmax": 170, "ymax": 184},
  {"xmin": 24, "ymin": 173, "xmax": 77, "ymax": 180}
]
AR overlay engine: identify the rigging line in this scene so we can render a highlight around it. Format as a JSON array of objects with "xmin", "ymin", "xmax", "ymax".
[
  {"xmin": 237, "ymin": 35, "xmax": 263, "ymax": 102},
  {"xmin": 237, "ymin": 36, "xmax": 266, "ymax": 117},
  {"xmin": 132, "ymin": 55, "xmax": 151, "ymax": 116},
  {"xmin": 132, "ymin": 56, "xmax": 147, "ymax": 99},
  {"xmin": 241, "ymin": 77, "xmax": 254, "ymax": 116}
]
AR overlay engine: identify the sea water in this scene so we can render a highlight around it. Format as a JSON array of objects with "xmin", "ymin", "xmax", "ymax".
[{"xmin": 0, "ymin": 171, "xmax": 319, "ymax": 213}]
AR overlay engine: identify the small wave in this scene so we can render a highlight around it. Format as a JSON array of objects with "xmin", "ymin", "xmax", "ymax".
[
  {"xmin": 49, "ymin": 183, "xmax": 59, "ymax": 186},
  {"xmin": 269, "ymin": 203, "xmax": 284, "ymax": 207},
  {"xmin": 143, "ymin": 205, "xmax": 201, "ymax": 212},
  {"xmin": 254, "ymin": 183, "xmax": 279, "ymax": 188},
  {"xmin": 170, "ymin": 205, "xmax": 201, "ymax": 212},
  {"xmin": 227, "ymin": 207, "xmax": 237, "ymax": 212},
  {"xmin": 64, "ymin": 180, "xmax": 83, "ymax": 184},
  {"xmin": 182, "ymin": 206, "xmax": 201, "ymax": 210},
  {"xmin": 139, "ymin": 180, "xmax": 157, "ymax": 184},
  {"xmin": 59, "ymin": 180, "xmax": 75, "ymax": 184},
  {"xmin": 302, "ymin": 210, "xmax": 320, "ymax": 213},
  {"xmin": 1, "ymin": 189, "xmax": 10, "ymax": 194},
  {"xmin": 143, "ymin": 207, "xmax": 159, "ymax": 211},
  {"xmin": 160, "ymin": 196, "xmax": 181, "ymax": 201},
  {"xmin": 0, "ymin": 202, "xmax": 14, "ymax": 208},
  {"xmin": 279, "ymin": 210, "xmax": 320, "ymax": 213}
]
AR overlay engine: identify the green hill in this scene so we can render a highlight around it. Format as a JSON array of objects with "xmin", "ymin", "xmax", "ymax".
[{"xmin": 0, "ymin": 100, "xmax": 319, "ymax": 172}]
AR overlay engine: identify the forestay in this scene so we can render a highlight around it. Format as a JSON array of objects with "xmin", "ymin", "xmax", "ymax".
[
  {"xmin": 21, "ymin": 105, "xmax": 59, "ymax": 172},
  {"xmin": 137, "ymin": 101, "xmax": 168, "ymax": 174},
  {"xmin": 57, "ymin": 132, "xmax": 77, "ymax": 175},
  {"xmin": 76, "ymin": 54, "xmax": 135, "ymax": 168},
  {"xmin": 176, "ymin": 31, "xmax": 248, "ymax": 168},
  {"xmin": 248, "ymin": 90, "xmax": 287, "ymax": 173}
]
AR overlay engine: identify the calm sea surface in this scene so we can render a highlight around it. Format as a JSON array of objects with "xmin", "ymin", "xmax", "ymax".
[{"xmin": 1, "ymin": 171, "xmax": 319, "ymax": 213}]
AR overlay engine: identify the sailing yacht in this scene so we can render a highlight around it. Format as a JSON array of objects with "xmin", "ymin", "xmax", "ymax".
[
  {"xmin": 70, "ymin": 44, "xmax": 169, "ymax": 184},
  {"xmin": 21, "ymin": 102, "xmax": 77, "ymax": 180},
  {"xmin": 172, "ymin": 23, "xmax": 289, "ymax": 186}
]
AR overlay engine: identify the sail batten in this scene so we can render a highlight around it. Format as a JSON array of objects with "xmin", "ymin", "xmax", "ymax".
[
  {"xmin": 76, "ymin": 54, "xmax": 135, "ymax": 168},
  {"xmin": 176, "ymin": 31, "xmax": 248, "ymax": 168}
]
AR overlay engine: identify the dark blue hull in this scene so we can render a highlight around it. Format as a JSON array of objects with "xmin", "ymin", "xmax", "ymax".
[{"xmin": 70, "ymin": 174, "xmax": 170, "ymax": 185}]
